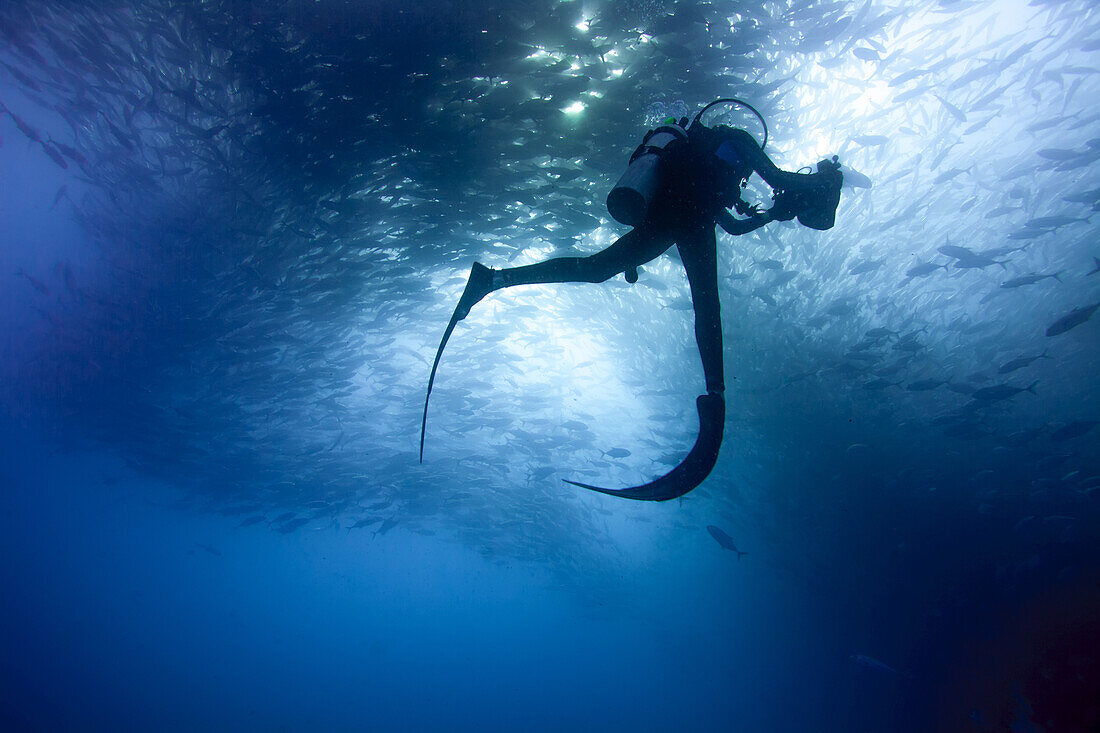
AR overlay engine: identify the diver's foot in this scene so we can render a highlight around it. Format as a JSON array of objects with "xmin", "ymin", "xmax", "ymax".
[{"xmin": 453, "ymin": 262, "xmax": 495, "ymax": 321}]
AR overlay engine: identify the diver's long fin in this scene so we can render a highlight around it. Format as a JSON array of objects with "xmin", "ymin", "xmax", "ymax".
[
  {"xmin": 419, "ymin": 315, "xmax": 460, "ymax": 463},
  {"xmin": 420, "ymin": 263, "xmax": 495, "ymax": 463},
  {"xmin": 563, "ymin": 393, "xmax": 725, "ymax": 501}
]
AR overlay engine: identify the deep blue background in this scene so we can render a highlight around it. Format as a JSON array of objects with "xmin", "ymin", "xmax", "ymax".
[{"xmin": 2, "ymin": 1, "xmax": 1098, "ymax": 731}]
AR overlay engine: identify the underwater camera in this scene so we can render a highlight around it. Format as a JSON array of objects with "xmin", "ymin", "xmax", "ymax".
[{"xmin": 791, "ymin": 156, "xmax": 843, "ymax": 231}]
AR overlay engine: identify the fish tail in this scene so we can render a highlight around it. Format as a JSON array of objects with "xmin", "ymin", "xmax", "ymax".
[
  {"xmin": 737, "ymin": 551, "xmax": 747, "ymax": 561},
  {"xmin": 1026, "ymin": 380, "xmax": 1039, "ymax": 394}
]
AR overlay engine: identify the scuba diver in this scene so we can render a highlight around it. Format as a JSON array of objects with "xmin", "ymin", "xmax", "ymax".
[{"xmin": 421, "ymin": 99, "xmax": 843, "ymax": 501}]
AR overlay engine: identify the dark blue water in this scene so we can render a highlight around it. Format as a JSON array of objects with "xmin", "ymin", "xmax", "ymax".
[{"xmin": 2, "ymin": 1, "xmax": 1098, "ymax": 731}]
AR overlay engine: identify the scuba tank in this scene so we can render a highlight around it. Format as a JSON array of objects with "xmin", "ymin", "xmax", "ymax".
[
  {"xmin": 607, "ymin": 99, "xmax": 765, "ymax": 227},
  {"xmin": 605, "ymin": 120, "xmax": 689, "ymax": 227}
]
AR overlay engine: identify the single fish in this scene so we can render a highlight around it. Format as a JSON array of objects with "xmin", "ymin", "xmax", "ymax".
[
  {"xmin": 772, "ymin": 270, "xmax": 798, "ymax": 286},
  {"xmin": 277, "ymin": 517, "xmax": 310, "ymax": 533},
  {"xmin": 905, "ymin": 261, "xmax": 946, "ymax": 278},
  {"xmin": 934, "ymin": 94, "xmax": 967, "ymax": 122},
  {"xmin": 1001, "ymin": 272, "xmax": 1061, "ymax": 288},
  {"xmin": 850, "ymin": 134, "xmax": 888, "ymax": 146},
  {"xmin": 841, "ymin": 167, "xmax": 873, "ymax": 189},
  {"xmin": 848, "ymin": 258, "xmax": 883, "ymax": 275},
  {"xmin": 50, "ymin": 185, "xmax": 69, "ymax": 210},
  {"xmin": 706, "ymin": 525, "xmax": 747, "ymax": 560},
  {"xmin": 971, "ymin": 381, "xmax": 1038, "ymax": 402},
  {"xmin": 938, "ymin": 244, "xmax": 975, "ymax": 259},
  {"xmin": 1050, "ymin": 420, "xmax": 1097, "ymax": 442},
  {"xmin": 907, "ymin": 379, "xmax": 946, "ymax": 391},
  {"xmin": 6, "ymin": 108, "xmax": 41, "ymax": 143},
  {"xmin": 1025, "ymin": 215, "xmax": 1089, "ymax": 230},
  {"xmin": 1007, "ymin": 229, "xmax": 1052, "ymax": 241},
  {"xmin": 889, "ymin": 68, "xmax": 928, "ymax": 86},
  {"xmin": 752, "ymin": 287, "xmax": 777, "ymax": 307},
  {"xmin": 374, "ymin": 516, "xmax": 400, "ymax": 538},
  {"xmin": 47, "ymin": 136, "xmax": 86, "ymax": 165},
  {"xmin": 984, "ymin": 205, "xmax": 1016, "ymax": 219},
  {"xmin": 1037, "ymin": 148, "xmax": 1082, "ymax": 161},
  {"xmin": 1062, "ymin": 188, "xmax": 1100, "ymax": 204},
  {"xmin": 16, "ymin": 268, "xmax": 50, "ymax": 296},
  {"xmin": 40, "ymin": 142, "xmax": 69, "ymax": 169},
  {"xmin": 893, "ymin": 339, "xmax": 923, "ymax": 352},
  {"xmin": 1046, "ymin": 303, "xmax": 1100, "ymax": 336},
  {"xmin": 851, "ymin": 654, "xmax": 898, "ymax": 675},
  {"xmin": 933, "ymin": 166, "xmax": 969, "ymax": 185},
  {"xmin": 938, "ymin": 243, "xmax": 1007, "ymax": 269},
  {"xmin": 997, "ymin": 350, "xmax": 1051, "ymax": 374}
]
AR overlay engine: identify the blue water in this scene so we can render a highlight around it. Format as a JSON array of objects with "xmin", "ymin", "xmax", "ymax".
[{"xmin": 2, "ymin": 1, "xmax": 1099, "ymax": 731}]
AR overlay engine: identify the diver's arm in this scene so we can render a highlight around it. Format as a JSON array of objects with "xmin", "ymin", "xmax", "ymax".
[
  {"xmin": 723, "ymin": 129, "xmax": 810, "ymax": 191},
  {"xmin": 717, "ymin": 208, "xmax": 772, "ymax": 236}
]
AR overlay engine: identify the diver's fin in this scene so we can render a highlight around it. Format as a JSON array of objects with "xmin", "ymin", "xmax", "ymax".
[
  {"xmin": 419, "ymin": 316, "xmax": 457, "ymax": 463},
  {"xmin": 420, "ymin": 263, "xmax": 495, "ymax": 463},
  {"xmin": 563, "ymin": 393, "xmax": 725, "ymax": 501}
]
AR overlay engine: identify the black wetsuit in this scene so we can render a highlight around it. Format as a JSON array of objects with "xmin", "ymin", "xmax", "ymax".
[{"xmin": 490, "ymin": 124, "xmax": 773, "ymax": 397}]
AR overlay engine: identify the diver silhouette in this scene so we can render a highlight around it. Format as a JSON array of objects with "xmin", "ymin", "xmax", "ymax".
[{"xmin": 421, "ymin": 99, "xmax": 843, "ymax": 501}]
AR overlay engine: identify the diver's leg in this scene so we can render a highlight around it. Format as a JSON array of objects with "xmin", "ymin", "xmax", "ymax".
[
  {"xmin": 563, "ymin": 227, "xmax": 727, "ymax": 500},
  {"xmin": 498, "ymin": 226, "xmax": 671, "ymax": 287},
  {"xmin": 677, "ymin": 229, "xmax": 724, "ymax": 395},
  {"xmin": 454, "ymin": 227, "xmax": 671, "ymax": 320}
]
